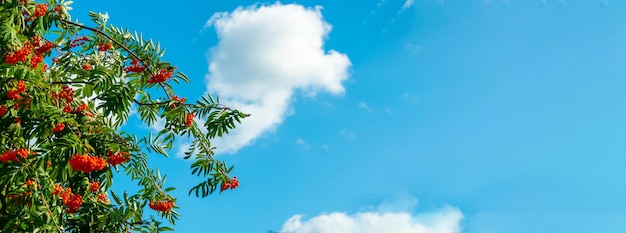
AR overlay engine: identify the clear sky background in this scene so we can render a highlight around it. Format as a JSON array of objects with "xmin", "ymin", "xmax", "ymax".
[{"xmin": 71, "ymin": 0, "xmax": 626, "ymax": 232}]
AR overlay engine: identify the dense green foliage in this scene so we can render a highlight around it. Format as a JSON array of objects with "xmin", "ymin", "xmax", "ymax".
[{"xmin": 0, "ymin": 0, "xmax": 246, "ymax": 232}]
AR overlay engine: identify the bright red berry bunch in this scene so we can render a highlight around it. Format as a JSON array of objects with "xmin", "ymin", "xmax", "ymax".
[
  {"xmin": 70, "ymin": 36, "xmax": 89, "ymax": 48},
  {"xmin": 52, "ymin": 85, "xmax": 74, "ymax": 103},
  {"xmin": 89, "ymin": 182, "xmax": 100, "ymax": 192},
  {"xmin": 0, "ymin": 148, "xmax": 31, "ymax": 163},
  {"xmin": 97, "ymin": 193, "xmax": 109, "ymax": 203},
  {"xmin": 0, "ymin": 106, "xmax": 7, "ymax": 117},
  {"xmin": 147, "ymin": 68, "xmax": 173, "ymax": 83},
  {"xmin": 97, "ymin": 42, "xmax": 112, "ymax": 51},
  {"xmin": 220, "ymin": 176, "xmax": 240, "ymax": 192},
  {"xmin": 24, "ymin": 4, "xmax": 47, "ymax": 22},
  {"xmin": 185, "ymin": 113, "xmax": 194, "ymax": 127},
  {"xmin": 4, "ymin": 42, "xmax": 32, "ymax": 64},
  {"xmin": 52, "ymin": 122, "xmax": 65, "ymax": 133},
  {"xmin": 106, "ymin": 151, "xmax": 130, "ymax": 166},
  {"xmin": 54, "ymin": 187, "xmax": 83, "ymax": 213},
  {"xmin": 169, "ymin": 95, "xmax": 186, "ymax": 108},
  {"xmin": 7, "ymin": 80, "xmax": 27, "ymax": 100},
  {"xmin": 30, "ymin": 54, "xmax": 43, "ymax": 68},
  {"xmin": 35, "ymin": 40, "xmax": 55, "ymax": 55},
  {"xmin": 82, "ymin": 63, "xmax": 92, "ymax": 70},
  {"xmin": 149, "ymin": 200, "xmax": 174, "ymax": 212},
  {"xmin": 68, "ymin": 154, "xmax": 107, "ymax": 173},
  {"xmin": 124, "ymin": 59, "xmax": 146, "ymax": 73}
]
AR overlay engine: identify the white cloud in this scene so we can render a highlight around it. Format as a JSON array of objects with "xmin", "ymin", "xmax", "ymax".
[
  {"xmin": 295, "ymin": 138, "xmax": 311, "ymax": 149},
  {"xmin": 405, "ymin": 43, "xmax": 421, "ymax": 54},
  {"xmin": 281, "ymin": 197, "xmax": 463, "ymax": 233},
  {"xmin": 358, "ymin": 101, "xmax": 374, "ymax": 113},
  {"xmin": 402, "ymin": 0, "xmax": 415, "ymax": 10},
  {"xmin": 204, "ymin": 3, "xmax": 351, "ymax": 154},
  {"xmin": 340, "ymin": 129, "xmax": 355, "ymax": 141},
  {"xmin": 403, "ymin": 93, "xmax": 419, "ymax": 104}
]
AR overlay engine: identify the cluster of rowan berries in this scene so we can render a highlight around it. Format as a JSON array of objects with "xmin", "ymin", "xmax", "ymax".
[
  {"xmin": 63, "ymin": 102, "xmax": 92, "ymax": 117},
  {"xmin": 4, "ymin": 42, "xmax": 32, "ymax": 64},
  {"xmin": 34, "ymin": 38, "xmax": 55, "ymax": 55},
  {"xmin": 149, "ymin": 200, "xmax": 175, "ymax": 212},
  {"xmin": 106, "ymin": 151, "xmax": 130, "ymax": 166},
  {"xmin": 7, "ymin": 80, "xmax": 27, "ymax": 100},
  {"xmin": 52, "ymin": 122, "xmax": 65, "ymax": 133},
  {"xmin": 68, "ymin": 154, "xmax": 107, "ymax": 173},
  {"xmin": 124, "ymin": 59, "xmax": 146, "ymax": 73},
  {"xmin": 220, "ymin": 176, "xmax": 240, "ymax": 192},
  {"xmin": 89, "ymin": 181, "xmax": 100, "ymax": 192},
  {"xmin": 8, "ymin": 191, "xmax": 32, "ymax": 206},
  {"xmin": 52, "ymin": 185, "xmax": 83, "ymax": 213},
  {"xmin": 147, "ymin": 68, "xmax": 173, "ymax": 83},
  {"xmin": 82, "ymin": 63, "xmax": 92, "ymax": 70},
  {"xmin": 8, "ymin": 80, "xmax": 30, "ymax": 110},
  {"xmin": 0, "ymin": 106, "xmax": 6, "ymax": 117},
  {"xmin": 185, "ymin": 113, "xmax": 194, "ymax": 127},
  {"xmin": 0, "ymin": 148, "xmax": 31, "ymax": 163},
  {"xmin": 70, "ymin": 36, "xmax": 89, "ymax": 48},
  {"xmin": 97, "ymin": 193, "xmax": 108, "ymax": 203},
  {"xmin": 51, "ymin": 85, "xmax": 74, "ymax": 103},
  {"xmin": 169, "ymin": 95, "xmax": 186, "ymax": 108},
  {"xmin": 97, "ymin": 42, "xmax": 112, "ymax": 51},
  {"xmin": 24, "ymin": 4, "xmax": 47, "ymax": 22}
]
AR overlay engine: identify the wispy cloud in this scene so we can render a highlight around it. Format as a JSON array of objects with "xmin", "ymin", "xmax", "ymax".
[
  {"xmin": 204, "ymin": 3, "xmax": 351, "ymax": 154},
  {"xmin": 358, "ymin": 101, "xmax": 374, "ymax": 113},
  {"xmin": 404, "ymin": 43, "xmax": 421, "ymax": 54},
  {"xmin": 402, "ymin": 0, "xmax": 414, "ymax": 10},
  {"xmin": 295, "ymin": 138, "xmax": 311, "ymax": 149},
  {"xmin": 281, "ymin": 196, "xmax": 463, "ymax": 233},
  {"xmin": 340, "ymin": 130, "xmax": 356, "ymax": 141},
  {"xmin": 403, "ymin": 93, "xmax": 419, "ymax": 104}
]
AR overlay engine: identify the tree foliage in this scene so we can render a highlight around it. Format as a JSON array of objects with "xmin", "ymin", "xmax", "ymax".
[{"xmin": 0, "ymin": 0, "xmax": 247, "ymax": 232}]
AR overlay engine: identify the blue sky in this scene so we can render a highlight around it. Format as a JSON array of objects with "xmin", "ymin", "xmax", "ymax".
[{"xmin": 72, "ymin": 0, "xmax": 626, "ymax": 232}]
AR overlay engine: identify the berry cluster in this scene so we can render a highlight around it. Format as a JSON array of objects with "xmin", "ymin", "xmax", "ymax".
[
  {"xmin": 97, "ymin": 42, "xmax": 112, "ymax": 52},
  {"xmin": 4, "ymin": 42, "xmax": 32, "ymax": 64},
  {"xmin": 220, "ymin": 176, "xmax": 240, "ymax": 192},
  {"xmin": 0, "ymin": 148, "xmax": 31, "ymax": 163},
  {"xmin": 82, "ymin": 63, "xmax": 92, "ymax": 70},
  {"xmin": 7, "ymin": 80, "xmax": 27, "ymax": 100},
  {"xmin": 89, "ymin": 181, "xmax": 100, "ymax": 192},
  {"xmin": 124, "ymin": 59, "xmax": 146, "ymax": 73},
  {"xmin": 147, "ymin": 68, "xmax": 173, "ymax": 83},
  {"xmin": 30, "ymin": 54, "xmax": 43, "ymax": 68},
  {"xmin": 106, "ymin": 151, "xmax": 130, "ymax": 166},
  {"xmin": 0, "ymin": 106, "xmax": 7, "ymax": 117},
  {"xmin": 97, "ymin": 193, "xmax": 109, "ymax": 203},
  {"xmin": 68, "ymin": 154, "xmax": 106, "ymax": 173},
  {"xmin": 53, "ymin": 186, "xmax": 83, "ymax": 213},
  {"xmin": 8, "ymin": 191, "xmax": 31, "ymax": 206},
  {"xmin": 52, "ymin": 122, "xmax": 65, "ymax": 133},
  {"xmin": 35, "ymin": 41, "xmax": 55, "ymax": 55},
  {"xmin": 185, "ymin": 113, "xmax": 194, "ymax": 127},
  {"xmin": 24, "ymin": 4, "xmax": 47, "ymax": 22},
  {"xmin": 70, "ymin": 36, "xmax": 89, "ymax": 48},
  {"xmin": 63, "ymin": 102, "xmax": 93, "ymax": 117},
  {"xmin": 169, "ymin": 95, "xmax": 186, "ymax": 108},
  {"xmin": 149, "ymin": 200, "xmax": 174, "ymax": 212},
  {"xmin": 52, "ymin": 85, "xmax": 74, "ymax": 103}
]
